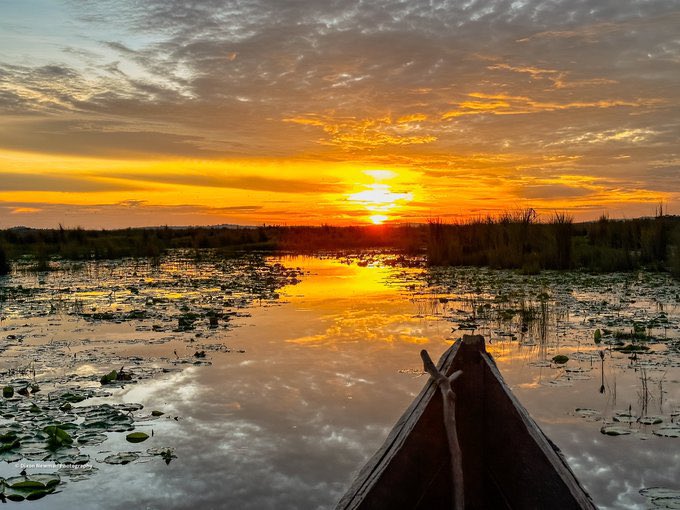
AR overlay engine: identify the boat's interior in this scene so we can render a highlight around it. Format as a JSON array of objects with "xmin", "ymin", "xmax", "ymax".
[{"xmin": 336, "ymin": 335, "xmax": 595, "ymax": 510}]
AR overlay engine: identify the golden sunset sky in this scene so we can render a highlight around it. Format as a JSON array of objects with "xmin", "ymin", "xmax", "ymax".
[{"xmin": 1, "ymin": 1, "xmax": 678, "ymax": 228}]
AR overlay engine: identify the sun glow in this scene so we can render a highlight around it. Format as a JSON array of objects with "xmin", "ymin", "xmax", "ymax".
[{"xmin": 347, "ymin": 174, "xmax": 414, "ymax": 224}]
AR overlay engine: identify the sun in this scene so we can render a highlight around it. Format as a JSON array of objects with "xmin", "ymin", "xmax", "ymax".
[
  {"xmin": 348, "ymin": 181, "xmax": 414, "ymax": 224},
  {"xmin": 369, "ymin": 214, "xmax": 389, "ymax": 225}
]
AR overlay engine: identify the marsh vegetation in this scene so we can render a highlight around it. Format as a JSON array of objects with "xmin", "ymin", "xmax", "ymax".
[{"xmin": 2, "ymin": 210, "xmax": 679, "ymax": 277}]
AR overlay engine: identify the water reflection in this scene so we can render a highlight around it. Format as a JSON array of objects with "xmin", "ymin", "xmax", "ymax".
[{"xmin": 1, "ymin": 255, "xmax": 678, "ymax": 509}]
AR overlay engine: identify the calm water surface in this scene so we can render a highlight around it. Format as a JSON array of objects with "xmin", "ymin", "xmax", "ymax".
[{"xmin": 0, "ymin": 254, "xmax": 678, "ymax": 509}]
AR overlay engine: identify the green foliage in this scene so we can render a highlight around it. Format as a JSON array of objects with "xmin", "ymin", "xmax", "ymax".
[
  {"xmin": 100, "ymin": 370, "xmax": 118, "ymax": 385},
  {"xmin": 594, "ymin": 329, "xmax": 602, "ymax": 344},
  {"xmin": 551, "ymin": 354, "xmax": 569, "ymax": 364},
  {"xmin": 100, "ymin": 367, "xmax": 132, "ymax": 385},
  {"xmin": 43, "ymin": 426, "xmax": 73, "ymax": 449},
  {"xmin": 125, "ymin": 432, "xmax": 149, "ymax": 443},
  {"xmin": 427, "ymin": 211, "xmax": 680, "ymax": 274}
]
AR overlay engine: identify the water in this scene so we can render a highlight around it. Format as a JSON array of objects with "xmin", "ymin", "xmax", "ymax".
[{"xmin": 0, "ymin": 253, "xmax": 678, "ymax": 508}]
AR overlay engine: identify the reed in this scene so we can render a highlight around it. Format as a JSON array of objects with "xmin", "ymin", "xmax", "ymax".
[{"xmin": 427, "ymin": 210, "xmax": 680, "ymax": 275}]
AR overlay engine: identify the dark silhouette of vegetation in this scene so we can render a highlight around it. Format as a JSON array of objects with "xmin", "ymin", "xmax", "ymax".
[
  {"xmin": 0, "ymin": 244, "xmax": 10, "ymax": 275},
  {"xmin": 428, "ymin": 208, "xmax": 680, "ymax": 274},
  {"xmin": 0, "ymin": 224, "xmax": 425, "ymax": 268},
  {"xmin": 1, "ymin": 208, "xmax": 678, "ymax": 276}
]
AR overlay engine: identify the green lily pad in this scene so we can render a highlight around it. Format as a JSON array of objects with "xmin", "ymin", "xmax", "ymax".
[
  {"xmin": 1, "ymin": 473, "xmax": 60, "ymax": 501},
  {"xmin": 10, "ymin": 480, "xmax": 47, "ymax": 490},
  {"xmin": 126, "ymin": 432, "xmax": 149, "ymax": 443}
]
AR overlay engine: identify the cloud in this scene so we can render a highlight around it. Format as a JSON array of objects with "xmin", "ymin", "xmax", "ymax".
[
  {"xmin": 0, "ymin": 171, "xmax": 143, "ymax": 192},
  {"xmin": 0, "ymin": 200, "xmax": 267, "ymax": 228},
  {"xmin": 519, "ymin": 184, "xmax": 593, "ymax": 200},
  {"xmin": 2, "ymin": 0, "xmax": 675, "ymax": 160},
  {"xmin": 0, "ymin": 0, "xmax": 678, "ymax": 222},
  {"xmin": 103, "ymin": 172, "xmax": 345, "ymax": 194}
]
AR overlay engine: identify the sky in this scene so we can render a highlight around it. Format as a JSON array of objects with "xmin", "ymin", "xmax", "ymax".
[{"xmin": 0, "ymin": 0, "xmax": 678, "ymax": 228}]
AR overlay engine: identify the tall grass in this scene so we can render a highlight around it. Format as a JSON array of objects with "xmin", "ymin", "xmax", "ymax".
[{"xmin": 428, "ymin": 210, "xmax": 680, "ymax": 274}]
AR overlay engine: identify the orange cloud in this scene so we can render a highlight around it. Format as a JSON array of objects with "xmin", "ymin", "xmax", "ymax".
[
  {"xmin": 10, "ymin": 207, "xmax": 42, "ymax": 214},
  {"xmin": 284, "ymin": 115, "xmax": 437, "ymax": 149}
]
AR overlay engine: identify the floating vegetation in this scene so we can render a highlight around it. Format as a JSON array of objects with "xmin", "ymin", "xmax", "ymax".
[
  {"xmin": 100, "ymin": 367, "xmax": 133, "ymax": 385},
  {"xmin": 640, "ymin": 416, "xmax": 664, "ymax": 425},
  {"xmin": 102, "ymin": 452, "xmax": 139, "ymax": 465},
  {"xmin": 44, "ymin": 425, "xmax": 73, "ymax": 448},
  {"xmin": 613, "ymin": 412, "xmax": 638, "ymax": 423},
  {"xmin": 0, "ymin": 473, "xmax": 60, "ymax": 501},
  {"xmin": 640, "ymin": 487, "xmax": 680, "ymax": 509},
  {"xmin": 551, "ymin": 355, "xmax": 569, "ymax": 364},
  {"xmin": 613, "ymin": 343, "xmax": 651, "ymax": 353},
  {"xmin": 2, "ymin": 251, "xmax": 680, "ymax": 507},
  {"xmin": 600, "ymin": 425, "xmax": 633, "ymax": 436},
  {"xmin": 574, "ymin": 408, "xmax": 601, "ymax": 419},
  {"xmin": 594, "ymin": 329, "xmax": 602, "ymax": 344},
  {"xmin": 126, "ymin": 432, "xmax": 149, "ymax": 443},
  {"xmin": 147, "ymin": 447, "xmax": 177, "ymax": 465},
  {"xmin": 653, "ymin": 426, "xmax": 680, "ymax": 438},
  {"xmin": 0, "ymin": 251, "xmax": 305, "ymax": 503}
]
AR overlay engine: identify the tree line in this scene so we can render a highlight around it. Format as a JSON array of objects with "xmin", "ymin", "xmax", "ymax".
[{"xmin": 1, "ymin": 211, "xmax": 679, "ymax": 276}]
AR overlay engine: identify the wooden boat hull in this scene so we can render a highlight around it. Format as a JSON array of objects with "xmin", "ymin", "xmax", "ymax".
[{"xmin": 336, "ymin": 335, "xmax": 596, "ymax": 509}]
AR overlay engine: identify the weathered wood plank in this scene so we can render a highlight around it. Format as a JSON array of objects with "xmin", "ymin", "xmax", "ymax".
[
  {"xmin": 335, "ymin": 343, "xmax": 460, "ymax": 510},
  {"xmin": 481, "ymin": 352, "xmax": 597, "ymax": 509}
]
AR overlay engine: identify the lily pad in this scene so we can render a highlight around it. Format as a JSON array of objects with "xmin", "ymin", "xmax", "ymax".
[
  {"xmin": 575, "ymin": 408, "xmax": 601, "ymax": 418},
  {"xmin": 76, "ymin": 432, "xmax": 108, "ymax": 446},
  {"xmin": 1, "ymin": 473, "xmax": 60, "ymax": 501},
  {"xmin": 601, "ymin": 425, "xmax": 633, "ymax": 436},
  {"xmin": 613, "ymin": 412, "xmax": 637, "ymax": 423},
  {"xmin": 639, "ymin": 416, "xmax": 664, "ymax": 425},
  {"xmin": 653, "ymin": 426, "xmax": 680, "ymax": 438},
  {"xmin": 126, "ymin": 432, "xmax": 149, "ymax": 443},
  {"xmin": 103, "ymin": 452, "xmax": 139, "ymax": 465},
  {"xmin": 147, "ymin": 447, "xmax": 176, "ymax": 465},
  {"xmin": 641, "ymin": 487, "xmax": 680, "ymax": 509}
]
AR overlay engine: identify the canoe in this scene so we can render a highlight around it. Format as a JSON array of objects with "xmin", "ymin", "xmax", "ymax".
[{"xmin": 336, "ymin": 334, "xmax": 597, "ymax": 509}]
